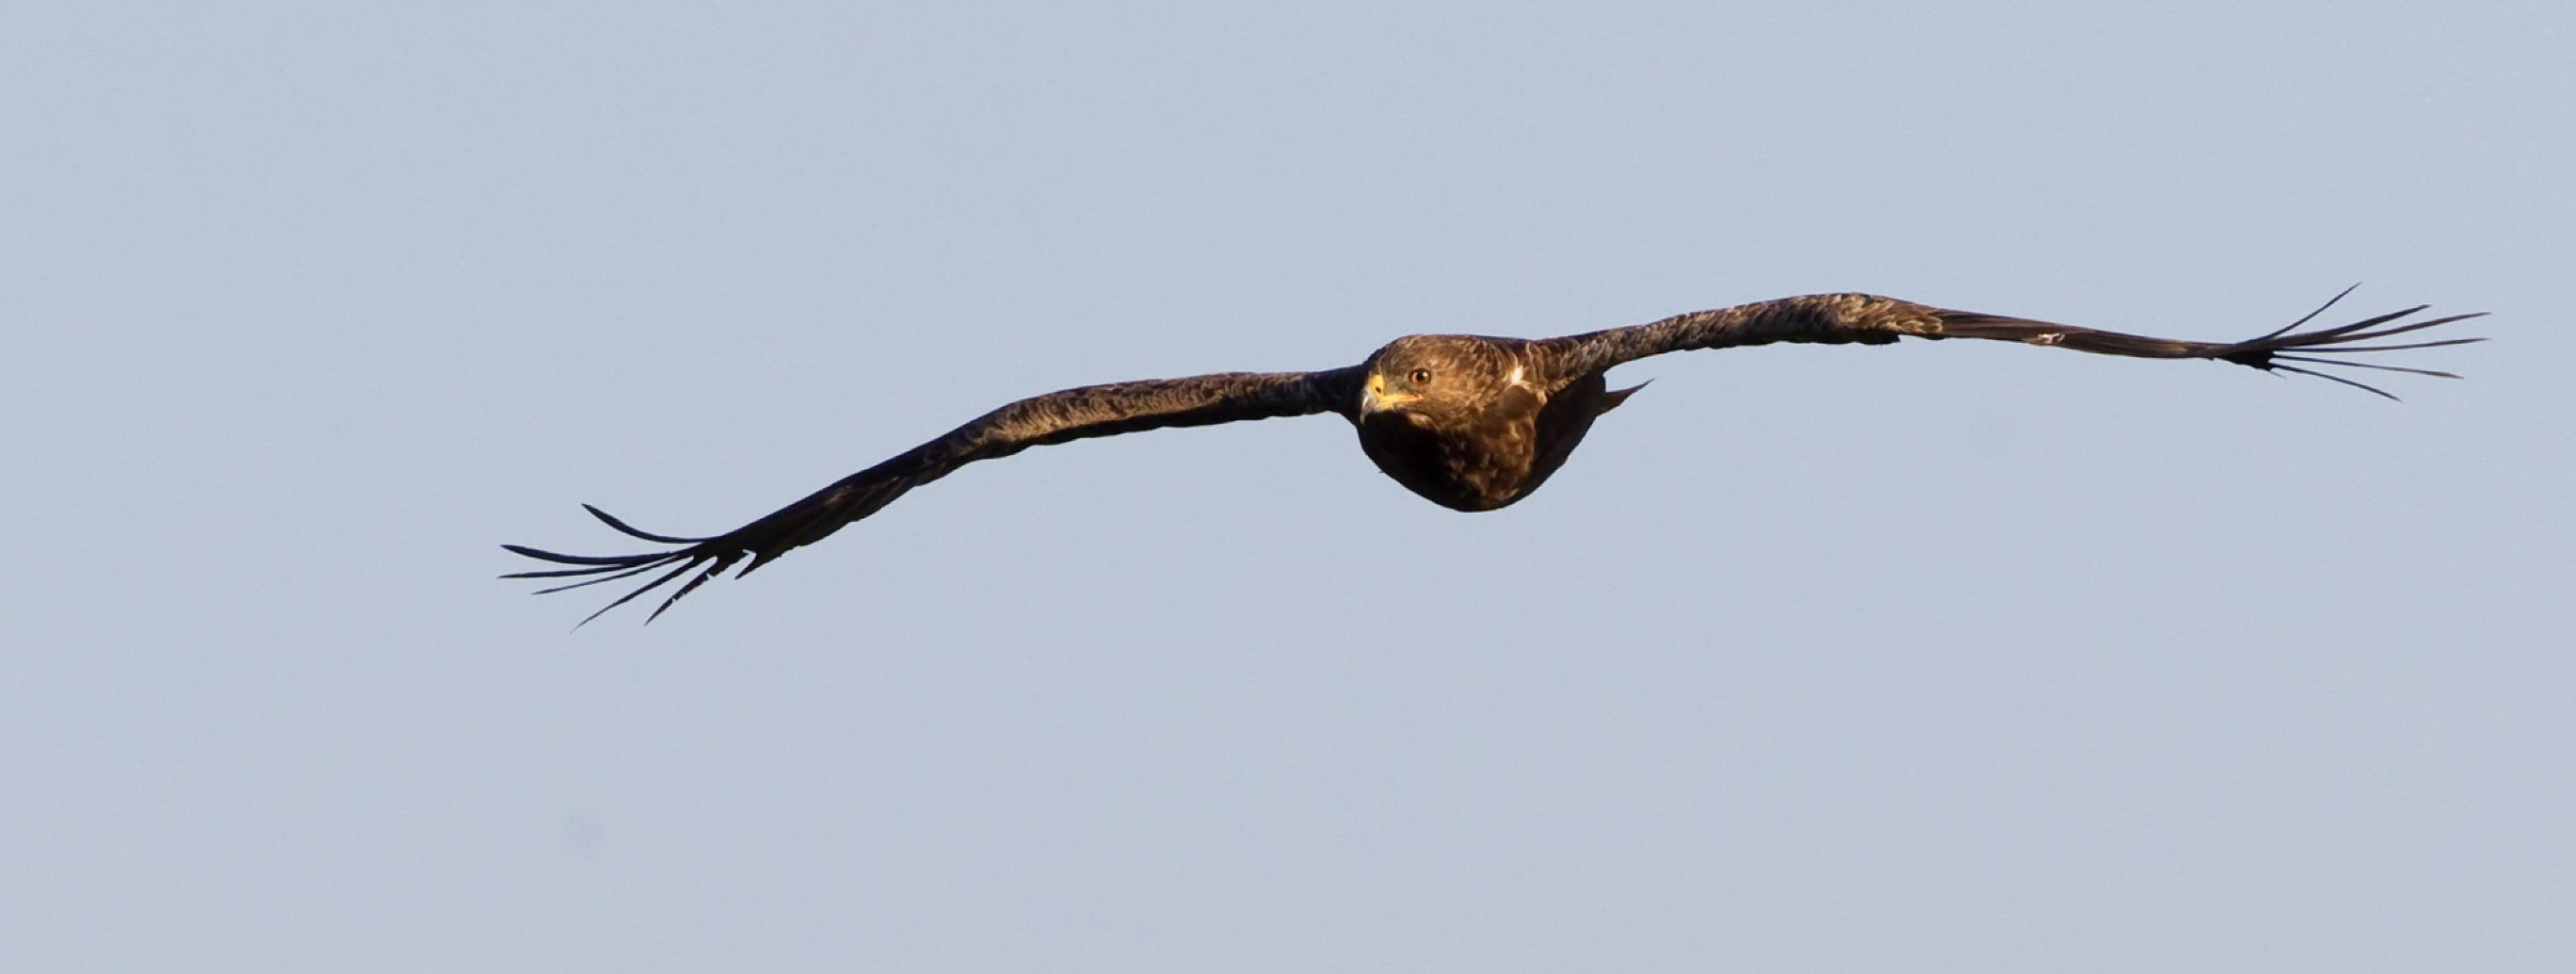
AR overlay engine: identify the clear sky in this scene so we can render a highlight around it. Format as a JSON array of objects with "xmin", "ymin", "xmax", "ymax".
[{"xmin": 5, "ymin": 1, "xmax": 2571, "ymax": 970}]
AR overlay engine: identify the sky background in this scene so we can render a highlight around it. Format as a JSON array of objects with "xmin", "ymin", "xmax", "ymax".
[{"xmin": 6, "ymin": 1, "xmax": 2571, "ymax": 970}]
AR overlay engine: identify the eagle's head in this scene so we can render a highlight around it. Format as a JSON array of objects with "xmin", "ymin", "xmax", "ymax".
[{"xmin": 1358, "ymin": 335, "xmax": 1511, "ymax": 425}]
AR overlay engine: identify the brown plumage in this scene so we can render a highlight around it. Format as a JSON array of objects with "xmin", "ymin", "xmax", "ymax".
[{"xmin": 506, "ymin": 287, "xmax": 2483, "ymax": 624}]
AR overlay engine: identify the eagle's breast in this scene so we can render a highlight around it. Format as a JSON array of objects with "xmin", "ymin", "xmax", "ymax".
[{"xmin": 1356, "ymin": 374, "xmax": 1607, "ymax": 512}]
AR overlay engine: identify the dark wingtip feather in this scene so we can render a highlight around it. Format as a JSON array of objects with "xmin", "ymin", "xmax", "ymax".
[
  {"xmin": 533, "ymin": 557, "xmax": 684, "ymax": 595},
  {"xmin": 2288, "ymin": 336, "xmax": 2487, "ymax": 355},
  {"xmin": 2220, "ymin": 291, "xmax": 2485, "ymax": 399},
  {"xmin": 500, "ymin": 543, "xmax": 656, "ymax": 567},
  {"xmin": 644, "ymin": 557, "xmax": 739, "ymax": 625},
  {"xmin": 2255, "ymin": 281, "xmax": 2362, "ymax": 341},
  {"xmin": 502, "ymin": 561, "xmax": 655, "ymax": 580},
  {"xmin": 2293, "ymin": 311, "xmax": 2483, "ymax": 347},
  {"xmin": 2271, "ymin": 354, "xmax": 2462, "ymax": 380},
  {"xmin": 2269, "ymin": 363, "xmax": 2400, "ymax": 400},
  {"xmin": 505, "ymin": 521, "xmax": 727, "ymax": 625},
  {"xmin": 584, "ymin": 504, "xmax": 716, "ymax": 544},
  {"xmin": 573, "ymin": 559, "xmax": 704, "ymax": 630},
  {"xmin": 506, "ymin": 493, "xmax": 777, "ymax": 622}
]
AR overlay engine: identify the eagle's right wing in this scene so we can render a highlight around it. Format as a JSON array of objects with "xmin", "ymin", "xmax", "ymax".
[{"xmin": 504, "ymin": 366, "xmax": 1366, "ymax": 625}]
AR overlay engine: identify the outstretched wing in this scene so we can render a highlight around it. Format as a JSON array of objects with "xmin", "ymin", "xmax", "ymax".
[
  {"xmin": 1541, "ymin": 286, "xmax": 2483, "ymax": 398},
  {"xmin": 506, "ymin": 366, "xmax": 1366, "ymax": 625}
]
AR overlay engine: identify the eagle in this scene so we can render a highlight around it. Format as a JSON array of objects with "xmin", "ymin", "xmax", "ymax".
[{"xmin": 506, "ymin": 288, "xmax": 2481, "ymax": 624}]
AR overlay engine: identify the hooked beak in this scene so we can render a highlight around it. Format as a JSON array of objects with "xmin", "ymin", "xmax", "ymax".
[{"xmin": 1360, "ymin": 373, "xmax": 1420, "ymax": 415}]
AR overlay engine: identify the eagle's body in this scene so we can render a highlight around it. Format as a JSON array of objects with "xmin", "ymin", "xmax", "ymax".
[
  {"xmin": 506, "ymin": 290, "xmax": 2481, "ymax": 624},
  {"xmin": 1350, "ymin": 335, "xmax": 1633, "ymax": 511}
]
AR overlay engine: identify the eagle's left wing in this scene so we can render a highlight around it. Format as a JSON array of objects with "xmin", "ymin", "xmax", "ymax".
[
  {"xmin": 506, "ymin": 366, "xmax": 1365, "ymax": 625},
  {"xmin": 1539, "ymin": 286, "xmax": 2483, "ymax": 398}
]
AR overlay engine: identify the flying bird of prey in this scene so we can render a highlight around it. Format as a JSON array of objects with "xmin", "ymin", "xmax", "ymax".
[{"xmin": 506, "ymin": 288, "xmax": 2481, "ymax": 624}]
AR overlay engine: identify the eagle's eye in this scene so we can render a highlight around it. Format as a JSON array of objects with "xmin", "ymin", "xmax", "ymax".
[{"xmin": 1408, "ymin": 368, "xmax": 1434, "ymax": 386}]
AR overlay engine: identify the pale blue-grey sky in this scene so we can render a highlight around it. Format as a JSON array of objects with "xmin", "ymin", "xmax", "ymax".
[{"xmin": 5, "ymin": 1, "xmax": 2571, "ymax": 970}]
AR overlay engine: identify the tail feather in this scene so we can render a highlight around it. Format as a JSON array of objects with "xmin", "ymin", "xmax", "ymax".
[{"xmin": 1599, "ymin": 380, "xmax": 1651, "ymax": 415}]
